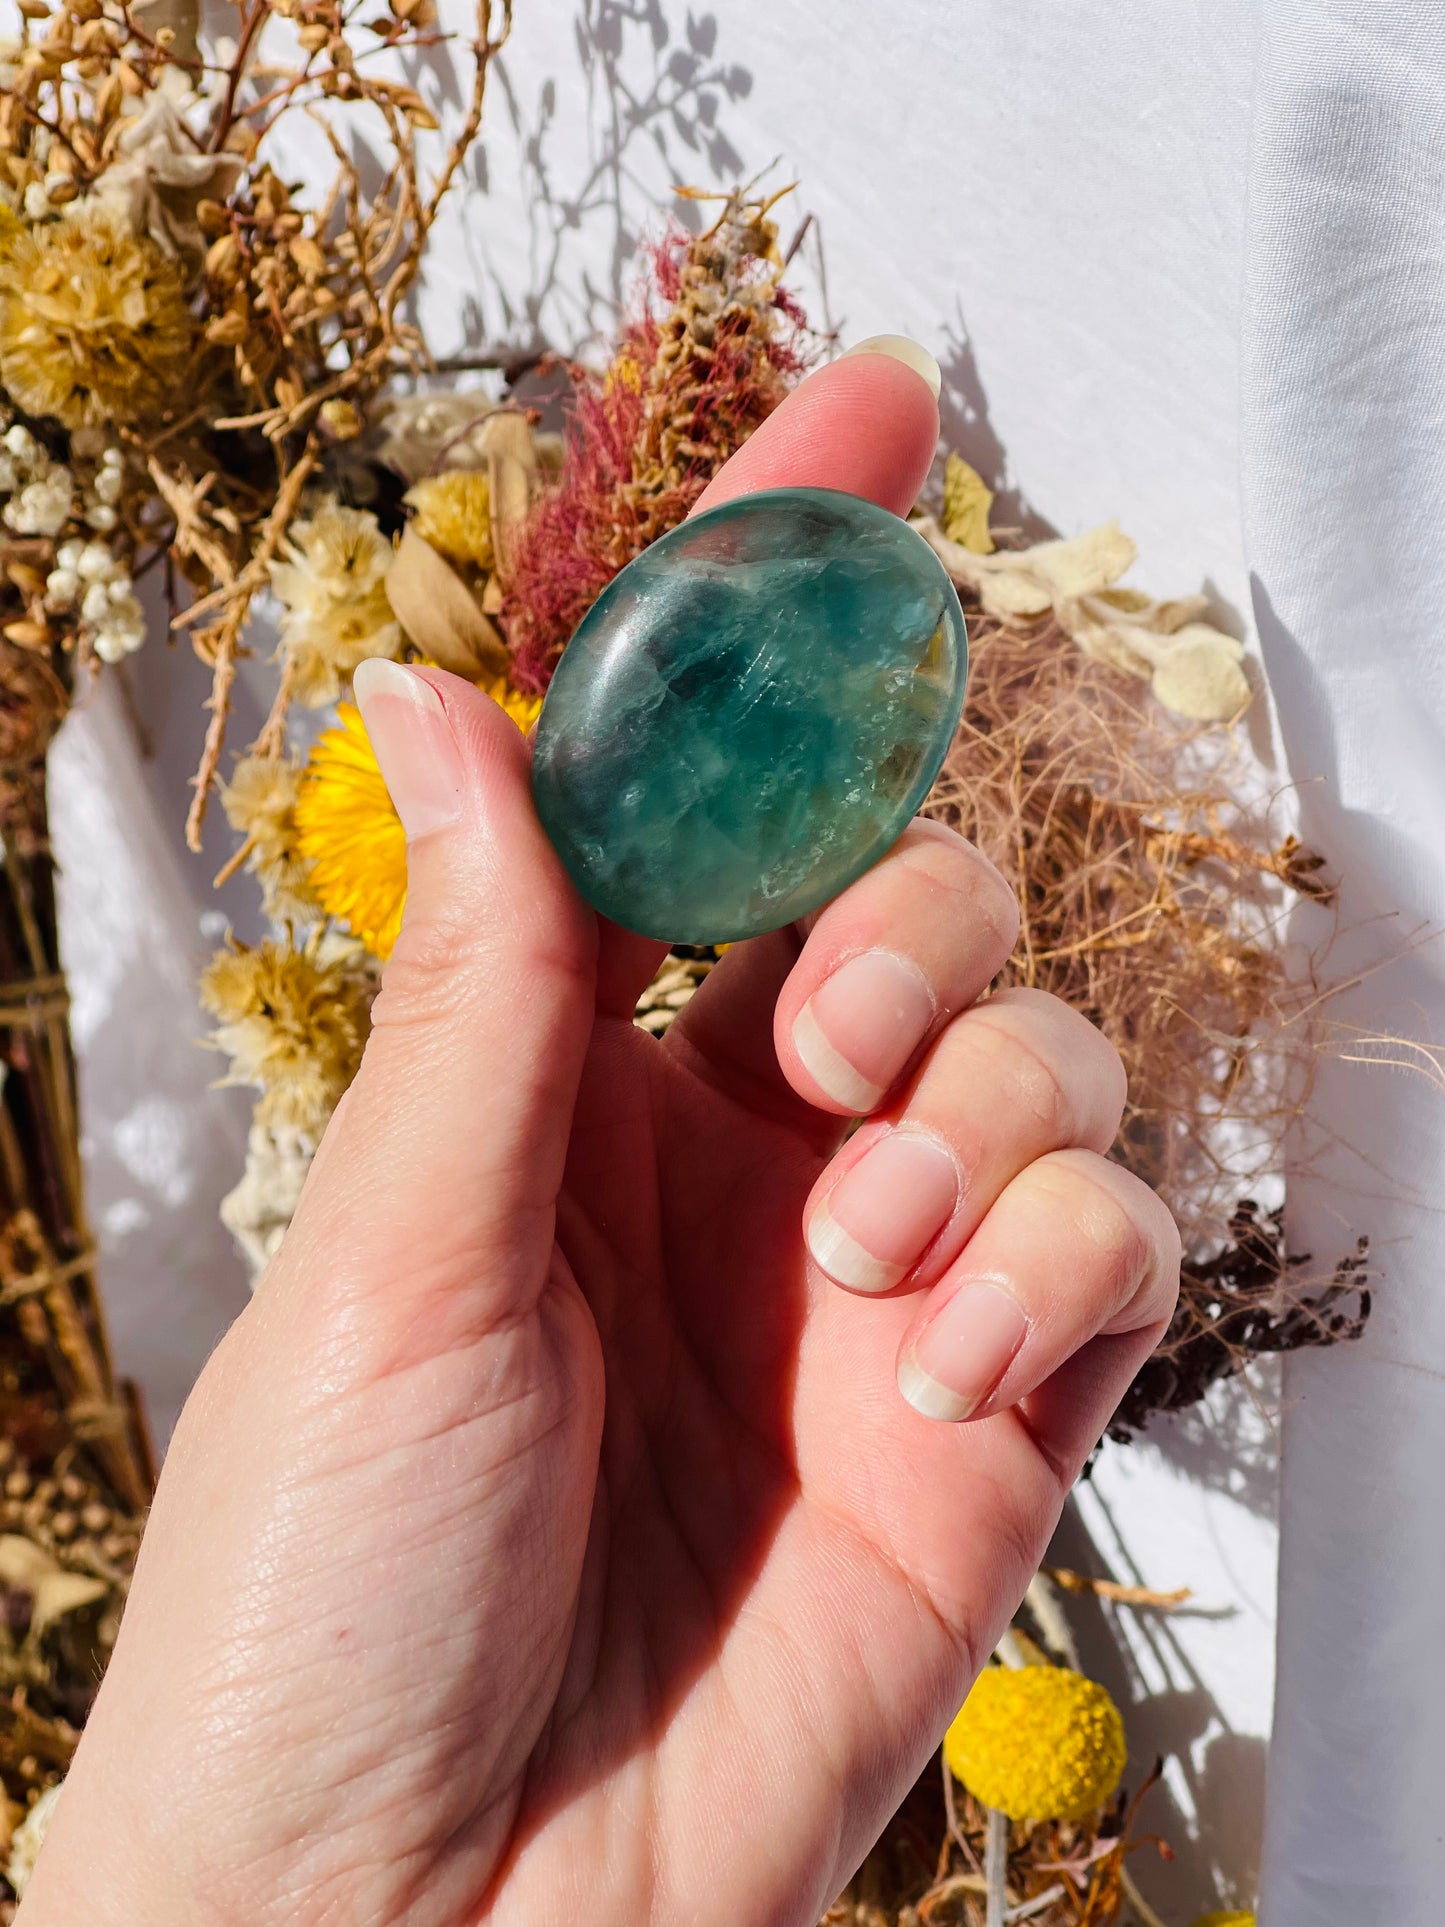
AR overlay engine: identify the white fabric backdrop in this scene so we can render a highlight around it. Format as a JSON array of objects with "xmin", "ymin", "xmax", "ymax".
[{"xmin": 46, "ymin": 1, "xmax": 1445, "ymax": 1917}]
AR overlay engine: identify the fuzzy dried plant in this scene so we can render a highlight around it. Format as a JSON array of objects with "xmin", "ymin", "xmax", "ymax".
[
  {"xmin": 923, "ymin": 607, "xmax": 1365, "ymax": 1411},
  {"xmin": 504, "ymin": 186, "xmax": 813, "ymax": 689}
]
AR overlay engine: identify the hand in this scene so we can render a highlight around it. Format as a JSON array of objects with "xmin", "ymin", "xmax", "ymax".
[{"xmin": 21, "ymin": 345, "xmax": 1180, "ymax": 1927}]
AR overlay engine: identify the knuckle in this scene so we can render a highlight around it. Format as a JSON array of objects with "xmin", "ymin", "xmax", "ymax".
[
  {"xmin": 373, "ymin": 906, "xmax": 592, "ymax": 1039},
  {"xmin": 966, "ymin": 1005, "xmax": 1079, "ymax": 1144},
  {"xmin": 974, "ymin": 854, "xmax": 1023, "ymax": 956},
  {"xmin": 900, "ymin": 827, "xmax": 1021, "ymax": 958},
  {"xmin": 987, "ymin": 989, "xmax": 1127, "ymax": 1141},
  {"xmin": 1033, "ymin": 1155, "xmax": 1158, "ymax": 1301}
]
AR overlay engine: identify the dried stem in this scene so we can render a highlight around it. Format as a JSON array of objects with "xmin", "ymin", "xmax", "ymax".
[
  {"xmin": 185, "ymin": 441, "xmax": 319, "ymax": 849},
  {"xmin": 985, "ymin": 1809, "xmax": 1010, "ymax": 1927}
]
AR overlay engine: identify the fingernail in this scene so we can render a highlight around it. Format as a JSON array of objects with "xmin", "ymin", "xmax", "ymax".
[
  {"xmin": 793, "ymin": 950, "xmax": 935, "ymax": 1112},
  {"xmin": 807, "ymin": 1132, "xmax": 958, "ymax": 1294},
  {"xmin": 843, "ymin": 334, "xmax": 942, "ymax": 399},
  {"xmin": 353, "ymin": 659, "xmax": 464, "ymax": 841},
  {"xmin": 897, "ymin": 1282, "xmax": 1029, "ymax": 1422}
]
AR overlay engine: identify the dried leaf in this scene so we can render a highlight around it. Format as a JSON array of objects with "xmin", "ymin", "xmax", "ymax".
[
  {"xmin": 918, "ymin": 509, "xmax": 1252, "ymax": 725},
  {"xmin": 91, "ymin": 94, "xmax": 243, "ymax": 262},
  {"xmin": 1147, "ymin": 627, "xmax": 1251, "ymax": 722},
  {"xmin": 941, "ymin": 452, "xmax": 994, "ymax": 554},
  {"xmin": 0, "ymin": 1537, "xmax": 107, "ymax": 1637},
  {"xmin": 385, "ymin": 527, "xmax": 510, "ymax": 679},
  {"xmin": 478, "ymin": 412, "xmax": 540, "ymax": 582},
  {"xmin": 915, "ymin": 514, "xmax": 1137, "ymax": 621}
]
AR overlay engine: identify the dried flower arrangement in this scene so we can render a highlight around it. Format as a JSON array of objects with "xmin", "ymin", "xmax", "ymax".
[
  {"xmin": 0, "ymin": 0, "xmax": 1372, "ymax": 1914},
  {"xmin": 0, "ymin": 0, "xmax": 515, "ymax": 1894}
]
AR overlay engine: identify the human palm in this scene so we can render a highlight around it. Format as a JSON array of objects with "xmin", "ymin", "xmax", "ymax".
[{"xmin": 21, "ymin": 347, "xmax": 1178, "ymax": 1927}]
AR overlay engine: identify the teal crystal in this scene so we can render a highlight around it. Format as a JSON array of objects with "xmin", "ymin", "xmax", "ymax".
[{"xmin": 531, "ymin": 487, "xmax": 968, "ymax": 944}]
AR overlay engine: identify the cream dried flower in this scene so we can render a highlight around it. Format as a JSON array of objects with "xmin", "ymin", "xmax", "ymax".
[
  {"xmin": 916, "ymin": 513, "xmax": 1251, "ymax": 724},
  {"xmin": 1, "ymin": 422, "xmax": 74, "ymax": 537},
  {"xmin": 404, "ymin": 470, "xmax": 494, "ymax": 570},
  {"xmin": 199, "ymin": 936, "xmax": 372, "ymax": 1133},
  {"xmin": 220, "ymin": 753, "xmax": 320, "ymax": 923},
  {"xmin": 90, "ymin": 94, "xmax": 242, "ymax": 263},
  {"xmin": 5, "ymin": 1782, "xmax": 61, "ymax": 1900},
  {"xmin": 372, "ymin": 392, "xmax": 500, "ymax": 484},
  {"xmin": 0, "ymin": 205, "xmax": 195, "ymax": 429},
  {"xmin": 269, "ymin": 501, "xmax": 403, "ymax": 706},
  {"xmin": 220, "ymin": 1121, "xmax": 315, "ymax": 1279}
]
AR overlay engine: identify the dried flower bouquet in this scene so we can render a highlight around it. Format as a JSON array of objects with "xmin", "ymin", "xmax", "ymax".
[{"xmin": 0, "ymin": 1, "xmax": 1370, "ymax": 1916}]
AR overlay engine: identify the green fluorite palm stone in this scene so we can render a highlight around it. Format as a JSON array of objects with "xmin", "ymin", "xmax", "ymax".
[{"xmin": 531, "ymin": 487, "xmax": 968, "ymax": 943}]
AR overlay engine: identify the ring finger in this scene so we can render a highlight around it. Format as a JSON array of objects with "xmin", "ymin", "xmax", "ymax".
[
  {"xmin": 895, "ymin": 1148, "xmax": 1180, "ymax": 1434},
  {"xmin": 803, "ymin": 985, "xmax": 1127, "ymax": 1296}
]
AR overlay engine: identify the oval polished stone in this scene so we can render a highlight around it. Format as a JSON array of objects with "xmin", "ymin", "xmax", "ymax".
[{"xmin": 531, "ymin": 486, "xmax": 969, "ymax": 944}]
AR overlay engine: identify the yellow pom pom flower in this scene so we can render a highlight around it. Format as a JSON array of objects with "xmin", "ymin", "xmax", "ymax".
[
  {"xmin": 943, "ymin": 1665, "xmax": 1127, "ymax": 1823},
  {"xmin": 1191, "ymin": 1914, "xmax": 1255, "ymax": 1927},
  {"xmin": 295, "ymin": 677, "xmax": 542, "ymax": 960},
  {"xmin": 0, "ymin": 206, "xmax": 195, "ymax": 429}
]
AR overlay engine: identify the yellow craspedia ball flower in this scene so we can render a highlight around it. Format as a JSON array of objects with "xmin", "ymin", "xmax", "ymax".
[
  {"xmin": 296, "ymin": 678, "xmax": 542, "ymax": 960},
  {"xmin": 1191, "ymin": 1914, "xmax": 1255, "ymax": 1927},
  {"xmin": 942, "ymin": 1665, "xmax": 1126, "ymax": 1823}
]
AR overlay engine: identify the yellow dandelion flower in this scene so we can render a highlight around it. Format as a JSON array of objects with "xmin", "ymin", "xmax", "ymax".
[
  {"xmin": 295, "ymin": 678, "xmax": 541, "ymax": 960},
  {"xmin": 199, "ymin": 936, "xmax": 371, "ymax": 1133},
  {"xmin": 0, "ymin": 206, "xmax": 195, "ymax": 429},
  {"xmin": 404, "ymin": 470, "xmax": 494, "ymax": 570},
  {"xmin": 943, "ymin": 1665, "xmax": 1127, "ymax": 1823},
  {"xmin": 220, "ymin": 752, "xmax": 319, "ymax": 922},
  {"xmin": 269, "ymin": 500, "xmax": 402, "ymax": 708}
]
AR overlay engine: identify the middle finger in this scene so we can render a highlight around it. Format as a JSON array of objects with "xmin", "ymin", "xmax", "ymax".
[{"xmin": 803, "ymin": 986, "xmax": 1127, "ymax": 1296}]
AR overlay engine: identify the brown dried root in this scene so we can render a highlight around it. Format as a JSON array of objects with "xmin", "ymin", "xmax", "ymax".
[{"xmin": 1110, "ymin": 1200, "xmax": 1369, "ymax": 1440}]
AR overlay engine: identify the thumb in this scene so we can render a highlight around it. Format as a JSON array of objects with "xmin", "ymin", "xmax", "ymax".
[{"xmin": 276, "ymin": 660, "xmax": 598, "ymax": 1311}]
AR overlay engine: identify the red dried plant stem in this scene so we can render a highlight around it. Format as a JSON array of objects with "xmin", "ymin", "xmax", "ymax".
[{"xmin": 503, "ymin": 212, "xmax": 811, "ymax": 690}]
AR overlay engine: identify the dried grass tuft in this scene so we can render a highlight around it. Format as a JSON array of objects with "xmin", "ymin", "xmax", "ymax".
[{"xmin": 923, "ymin": 610, "xmax": 1368, "ymax": 1413}]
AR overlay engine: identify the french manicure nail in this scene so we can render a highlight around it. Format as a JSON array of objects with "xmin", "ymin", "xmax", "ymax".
[
  {"xmin": 353, "ymin": 659, "xmax": 465, "ymax": 841},
  {"xmin": 897, "ymin": 1281, "xmax": 1029, "ymax": 1422},
  {"xmin": 842, "ymin": 334, "xmax": 942, "ymax": 399},
  {"xmin": 793, "ymin": 950, "xmax": 935, "ymax": 1112},
  {"xmin": 807, "ymin": 1132, "xmax": 958, "ymax": 1294}
]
